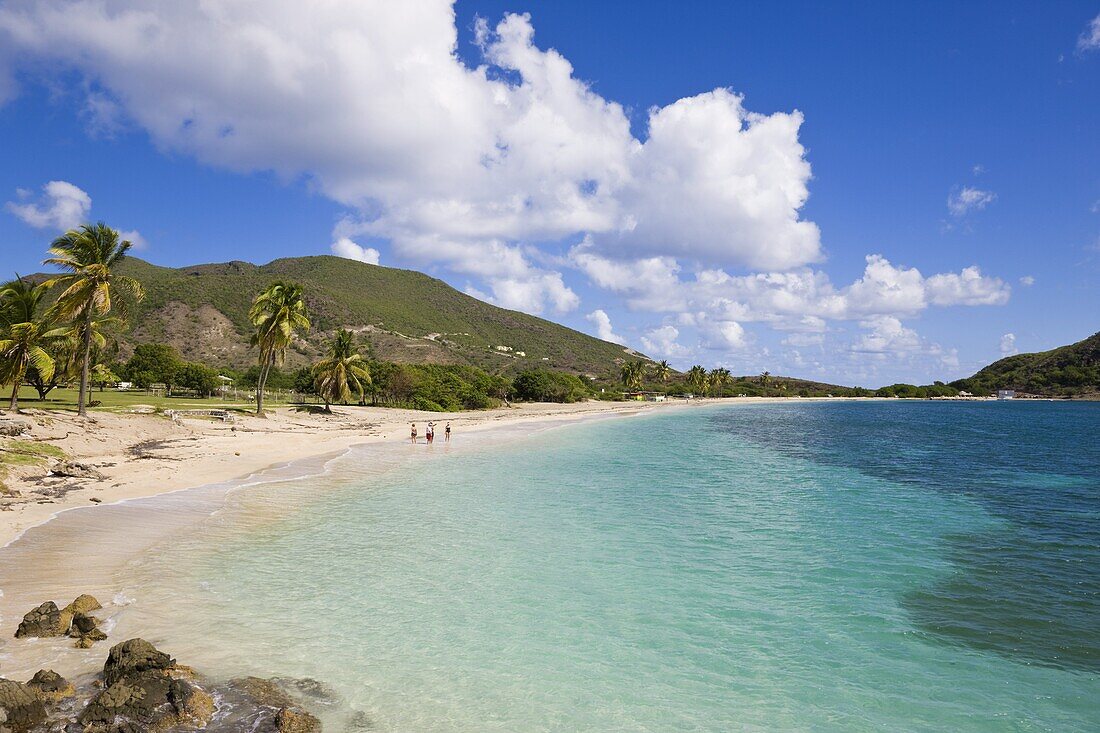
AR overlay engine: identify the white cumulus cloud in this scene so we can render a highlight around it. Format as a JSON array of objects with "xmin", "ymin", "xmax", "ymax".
[
  {"xmin": 585, "ymin": 309, "xmax": 623, "ymax": 344},
  {"xmin": 999, "ymin": 333, "xmax": 1018, "ymax": 356},
  {"xmin": 851, "ymin": 316, "xmax": 922, "ymax": 355},
  {"xmin": 641, "ymin": 325, "xmax": 689, "ymax": 358},
  {"xmin": 5, "ymin": 180, "xmax": 91, "ymax": 230},
  {"xmin": 331, "ymin": 237, "xmax": 380, "ymax": 265},
  {"xmin": 0, "ymin": 1, "xmax": 822, "ymax": 312},
  {"xmin": 5, "ymin": 180, "xmax": 148, "ymax": 248}
]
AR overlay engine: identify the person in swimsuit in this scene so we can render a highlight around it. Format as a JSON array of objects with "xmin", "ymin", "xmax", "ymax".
[
  {"xmin": 410, "ymin": 423, "xmax": 417, "ymax": 443},
  {"xmin": 426, "ymin": 422, "xmax": 434, "ymax": 444},
  {"xmin": 445, "ymin": 422, "xmax": 451, "ymax": 441}
]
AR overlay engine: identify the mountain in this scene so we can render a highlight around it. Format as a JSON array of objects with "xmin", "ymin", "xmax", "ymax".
[
  {"xmin": 952, "ymin": 331, "xmax": 1100, "ymax": 397},
  {"xmin": 93, "ymin": 256, "xmax": 642, "ymax": 375}
]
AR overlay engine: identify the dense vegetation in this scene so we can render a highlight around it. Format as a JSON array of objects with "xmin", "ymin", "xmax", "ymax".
[
  {"xmin": 81, "ymin": 255, "xmax": 635, "ymax": 376},
  {"xmin": 951, "ymin": 332, "xmax": 1100, "ymax": 397},
  {"xmin": 10, "ymin": 224, "xmax": 1096, "ymax": 413}
]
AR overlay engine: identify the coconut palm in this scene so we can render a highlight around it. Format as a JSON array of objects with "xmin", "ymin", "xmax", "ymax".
[
  {"xmin": 686, "ymin": 365, "xmax": 708, "ymax": 395},
  {"xmin": 27, "ymin": 335, "xmax": 79, "ymax": 400},
  {"xmin": 43, "ymin": 223, "xmax": 143, "ymax": 416},
  {"xmin": 44, "ymin": 315, "xmax": 122, "ymax": 388},
  {"xmin": 312, "ymin": 329, "xmax": 371, "ymax": 412},
  {"xmin": 710, "ymin": 367, "xmax": 732, "ymax": 395},
  {"xmin": 249, "ymin": 281, "xmax": 310, "ymax": 415},
  {"xmin": 0, "ymin": 276, "xmax": 57, "ymax": 412},
  {"xmin": 654, "ymin": 360, "xmax": 672, "ymax": 383},
  {"xmin": 0, "ymin": 277, "xmax": 58, "ymax": 412},
  {"xmin": 620, "ymin": 360, "xmax": 645, "ymax": 391},
  {"xmin": 759, "ymin": 370, "xmax": 771, "ymax": 388}
]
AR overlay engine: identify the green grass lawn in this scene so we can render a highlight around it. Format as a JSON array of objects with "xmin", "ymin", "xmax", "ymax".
[{"xmin": 7, "ymin": 386, "xmax": 305, "ymax": 413}]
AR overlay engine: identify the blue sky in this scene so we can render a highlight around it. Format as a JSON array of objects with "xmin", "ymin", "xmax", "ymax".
[{"xmin": 1, "ymin": 1, "xmax": 1097, "ymax": 386}]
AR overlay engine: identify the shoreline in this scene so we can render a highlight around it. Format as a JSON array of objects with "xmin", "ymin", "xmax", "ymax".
[
  {"xmin": 0, "ymin": 397, "xmax": 720, "ymax": 684},
  {"xmin": 0, "ymin": 398, "xmax": 706, "ymax": 550},
  {"xmin": 0, "ymin": 394, "xmax": 1023, "ymax": 550}
]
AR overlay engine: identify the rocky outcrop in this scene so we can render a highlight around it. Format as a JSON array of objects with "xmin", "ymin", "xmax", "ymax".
[
  {"xmin": 13, "ymin": 601, "xmax": 66, "ymax": 639},
  {"xmin": 103, "ymin": 638, "xmax": 175, "ymax": 686},
  {"xmin": 50, "ymin": 461, "xmax": 105, "ymax": 480},
  {"xmin": 227, "ymin": 677, "xmax": 322, "ymax": 732},
  {"xmin": 80, "ymin": 639, "xmax": 213, "ymax": 731},
  {"xmin": 66, "ymin": 593, "xmax": 103, "ymax": 615},
  {"xmin": 0, "ymin": 679, "xmax": 48, "ymax": 732},
  {"xmin": 24, "ymin": 670, "xmax": 74, "ymax": 703},
  {"xmin": 14, "ymin": 594, "xmax": 105, "ymax": 641},
  {"xmin": 274, "ymin": 706, "xmax": 323, "ymax": 733},
  {"xmin": 68, "ymin": 612, "xmax": 108, "ymax": 648},
  {"xmin": 8, "ymin": 633, "xmax": 325, "ymax": 733}
]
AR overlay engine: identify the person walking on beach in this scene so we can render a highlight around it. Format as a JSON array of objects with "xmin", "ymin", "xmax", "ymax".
[
  {"xmin": 410, "ymin": 423, "xmax": 417, "ymax": 443},
  {"xmin": 445, "ymin": 422, "xmax": 451, "ymax": 441}
]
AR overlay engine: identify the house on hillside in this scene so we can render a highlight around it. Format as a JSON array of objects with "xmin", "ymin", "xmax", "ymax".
[{"xmin": 996, "ymin": 389, "xmax": 1016, "ymax": 400}]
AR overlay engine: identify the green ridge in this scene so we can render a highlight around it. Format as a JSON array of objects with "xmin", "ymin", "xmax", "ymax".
[
  {"xmin": 107, "ymin": 255, "xmax": 638, "ymax": 375},
  {"xmin": 953, "ymin": 331, "xmax": 1100, "ymax": 397}
]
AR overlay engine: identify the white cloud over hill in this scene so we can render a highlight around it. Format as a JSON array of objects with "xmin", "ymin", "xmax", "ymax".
[
  {"xmin": 5, "ymin": 180, "xmax": 91, "ymax": 230},
  {"xmin": 0, "ymin": 1, "xmax": 1011, "ymax": 374}
]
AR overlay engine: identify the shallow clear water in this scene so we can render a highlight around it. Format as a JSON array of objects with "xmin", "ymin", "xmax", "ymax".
[{"xmin": 123, "ymin": 402, "xmax": 1099, "ymax": 731}]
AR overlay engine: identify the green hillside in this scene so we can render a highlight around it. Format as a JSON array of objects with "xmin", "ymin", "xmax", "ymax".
[
  {"xmin": 102, "ymin": 256, "xmax": 639, "ymax": 375},
  {"xmin": 952, "ymin": 331, "xmax": 1100, "ymax": 397}
]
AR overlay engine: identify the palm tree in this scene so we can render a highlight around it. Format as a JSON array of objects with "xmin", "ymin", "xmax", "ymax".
[
  {"xmin": 759, "ymin": 370, "xmax": 771, "ymax": 388},
  {"xmin": 43, "ymin": 223, "xmax": 143, "ymax": 416},
  {"xmin": 44, "ymin": 315, "xmax": 122, "ymax": 384},
  {"xmin": 654, "ymin": 360, "xmax": 672, "ymax": 383},
  {"xmin": 249, "ymin": 281, "xmax": 310, "ymax": 415},
  {"xmin": 620, "ymin": 360, "xmax": 645, "ymax": 391},
  {"xmin": 710, "ymin": 367, "xmax": 732, "ymax": 395},
  {"xmin": 312, "ymin": 329, "xmax": 371, "ymax": 412},
  {"xmin": 0, "ymin": 277, "xmax": 56, "ymax": 411},
  {"xmin": 686, "ymin": 365, "xmax": 707, "ymax": 395}
]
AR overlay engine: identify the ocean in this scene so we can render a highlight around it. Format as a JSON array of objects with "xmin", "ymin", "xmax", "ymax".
[{"xmin": 114, "ymin": 401, "xmax": 1100, "ymax": 731}]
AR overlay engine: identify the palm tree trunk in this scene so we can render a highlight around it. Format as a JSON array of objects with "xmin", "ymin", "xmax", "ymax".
[
  {"xmin": 255, "ymin": 352, "xmax": 272, "ymax": 416},
  {"xmin": 77, "ymin": 312, "xmax": 93, "ymax": 417},
  {"xmin": 9, "ymin": 377, "xmax": 20, "ymax": 412}
]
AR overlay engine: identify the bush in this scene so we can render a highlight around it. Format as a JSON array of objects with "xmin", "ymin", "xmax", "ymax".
[
  {"xmin": 122, "ymin": 343, "xmax": 182, "ymax": 389},
  {"xmin": 175, "ymin": 362, "xmax": 220, "ymax": 397},
  {"xmin": 512, "ymin": 370, "xmax": 589, "ymax": 403}
]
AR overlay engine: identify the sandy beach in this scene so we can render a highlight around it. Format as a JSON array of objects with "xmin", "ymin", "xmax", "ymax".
[
  {"xmin": 0, "ymin": 399, "xmax": 702, "ymax": 550},
  {"xmin": 0, "ymin": 397, "xmax": 740, "ymax": 683}
]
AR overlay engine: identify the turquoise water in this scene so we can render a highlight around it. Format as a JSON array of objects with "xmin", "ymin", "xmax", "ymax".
[{"xmin": 125, "ymin": 402, "xmax": 1099, "ymax": 731}]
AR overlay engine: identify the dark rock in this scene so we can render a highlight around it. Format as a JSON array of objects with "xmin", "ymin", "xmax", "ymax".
[
  {"xmin": 0, "ymin": 678, "xmax": 48, "ymax": 732},
  {"xmin": 78, "ymin": 670, "xmax": 173, "ymax": 728},
  {"xmin": 81, "ymin": 640, "xmax": 213, "ymax": 731},
  {"xmin": 74, "ymin": 628, "xmax": 108, "ymax": 649},
  {"xmin": 103, "ymin": 638, "xmax": 174, "ymax": 686},
  {"xmin": 24, "ymin": 669, "xmax": 74, "ymax": 702},
  {"xmin": 70, "ymin": 612, "xmax": 98, "ymax": 635},
  {"xmin": 168, "ymin": 678, "xmax": 214, "ymax": 728},
  {"xmin": 50, "ymin": 461, "xmax": 104, "ymax": 480},
  {"xmin": 14, "ymin": 601, "xmax": 68, "ymax": 638},
  {"xmin": 274, "ymin": 706, "xmax": 322, "ymax": 733}
]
